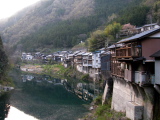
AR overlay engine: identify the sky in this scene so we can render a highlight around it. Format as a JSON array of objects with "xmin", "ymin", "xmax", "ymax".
[{"xmin": 0, "ymin": 0, "xmax": 41, "ymax": 20}]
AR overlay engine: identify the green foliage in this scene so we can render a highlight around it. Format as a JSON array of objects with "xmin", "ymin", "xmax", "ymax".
[
  {"xmin": 56, "ymin": 8, "xmax": 65, "ymax": 16},
  {"xmin": 88, "ymin": 30, "xmax": 107, "ymax": 52},
  {"xmin": 0, "ymin": 36, "xmax": 3, "ymax": 48},
  {"xmin": 153, "ymin": 1, "xmax": 160, "ymax": 22},
  {"xmin": 0, "ymin": 48, "xmax": 8, "ymax": 75},
  {"xmin": 81, "ymin": 74, "xmax": 89, "ymax": 82},
  {"xmin": 19, "ymin": 18, "xmax": 97, "ymax": 52},
  {"xmin": 115, "ymin": 5, "xmax": 150, "ymax": 26},
  {"xmin": 42, "ymin": 64, "xmax": 66, "ymax": 77},
  {"xmin": 71, "ymin": 42, "xmax": 86, "ymax": 51},
  {"xmin": 94, "ymin": 95, "xmax": 102, "ymax": 105},
  {"xmin": 88, "ymin": 22, "xmax": 121, "ymax": 52},
  {"xmin": 104, "ymin": 22, "xmax": 121, "ymax": 40},
  {"xmin": 17, "ymin": 0, "xmax": 140, "ymax": 52},
  {"xmin": 0, "ymin": 37, "xmax": 13, "ymax": 86},
  {"xmin": 94, "ymin": 98, "xmax": 128, "ymax": 120}
]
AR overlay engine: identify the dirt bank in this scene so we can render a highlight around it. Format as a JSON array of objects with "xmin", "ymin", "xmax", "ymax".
[{"xmin": 20, "ymin": 64, "xmax": 43, "ymax": 74}]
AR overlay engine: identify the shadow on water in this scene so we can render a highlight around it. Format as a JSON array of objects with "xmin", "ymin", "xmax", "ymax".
[{"xmin": 6, "ymin": 69, "xmax": 98, "ymax": 120}]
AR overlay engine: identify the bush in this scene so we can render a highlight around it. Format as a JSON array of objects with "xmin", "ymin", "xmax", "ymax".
[{"xmin": 81, "ymin": 74, "xmax": 89, "ymax": 82}]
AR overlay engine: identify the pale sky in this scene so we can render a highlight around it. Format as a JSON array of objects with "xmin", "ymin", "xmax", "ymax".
[{"xmin": 0, "ymin": 0, "xmax": 41, "ymax": 20}]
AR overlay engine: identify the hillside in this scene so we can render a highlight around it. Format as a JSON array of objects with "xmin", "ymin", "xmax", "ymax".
[
  {"xmin": 0, "ymin": 0, "xmax": 94, "ymax": 44},
  {"xmin": 0, "ymin": 0, "xmax": 154, "ymax": 52}
]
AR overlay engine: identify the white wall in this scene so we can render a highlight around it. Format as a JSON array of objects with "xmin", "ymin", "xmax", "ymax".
[
  {"xmin": 111, "ymin": 78, "xmax": 154, "ymax": 120},
  {"xmin": 92, "ymin": 53, "xmax": 101, "ymax": 68}
]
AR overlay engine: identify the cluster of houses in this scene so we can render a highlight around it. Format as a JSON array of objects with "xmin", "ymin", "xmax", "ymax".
[
  {"xmin": 21, "ymin": 23, "xmax": 160, "ymax": 85},
  {"xmin": 21, "ymin": 49, "xmax": 109, "ymax": 80},
  {"xmin": 21, "ymin": 23, "xmax": 160, "ymax": 119}
]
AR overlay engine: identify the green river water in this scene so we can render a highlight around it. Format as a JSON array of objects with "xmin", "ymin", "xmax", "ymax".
[{"xmin": 0, "ymin": 70, "xmax": 100, "ymax": 120}]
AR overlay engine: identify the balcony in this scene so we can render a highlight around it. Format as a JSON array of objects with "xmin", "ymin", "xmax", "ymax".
[
  {"xmin": 76, "ymin": 60, "xmax": 82, "ymax": 64},
  {"xmin": 83, "ymin": 60, "xmax": 92, "ymax": 67},
  {"xmin": 116, "ymin": 47, "xmax": 132, "ymax": 58},
  {"xmin": 111, "ymin": 65, "xmax": 124, "ymax": 78},
  {"xmin": 88, "ymin": 56, "xmax": 92, "ymax": 60},
  {"xmin": 116, "ymin": 46, "xmax": 142, "ymax": 60},
  {"xmin": 76, "ymin": 55, "xmax": 83, "ymax": 60},
  {"xmin": 83, "ymin": 56, "xmax": 88, "ymax": 59}
]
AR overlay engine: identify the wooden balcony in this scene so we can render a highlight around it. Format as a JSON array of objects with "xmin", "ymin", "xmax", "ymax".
[
  {"xmin": 111, "ymin": 63, "xmax": 124, "ymax": 78},
  {"xmin": 77, "ymin": 56, "xmax": 83, "ymax": 59},
  {"xmin": 116, "ymin": 47, "xmax": 132, "ymax": 58},
  {"xmin": 116, "ymin": 46, "xmax": 141, "ymax": 60}
]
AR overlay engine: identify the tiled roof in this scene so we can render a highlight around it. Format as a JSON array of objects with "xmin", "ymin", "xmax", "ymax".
[
  {"xmin": 150, "ymin": 50, "xmax": 160, "ymax": 57},
  {"xmin": 117, "ymin": 28, "xmax": 160, "ymax": 43},
  {"xmin": 108, "ymin": 44, "xmax": 123, "ymax": 48},
  {"xmin": 82, "ymin": 53, "xmax": 90, "ymax": 56}
]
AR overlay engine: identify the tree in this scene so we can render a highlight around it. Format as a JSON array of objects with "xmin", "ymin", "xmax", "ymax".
[
  {"xmin": 153, "ymin": 1, "xmax": 160, "ymax": 23},
  {"xmin": 88, "ymin": 22, "xmax": 121, "ymax": 52},
  {"xmin": 104, "ymin": 22, "xmax": 121, "ymax": 40},
  {"xmin": 0, "ymin": 36, "xmax": 3, "ymax": 48},
  {"xmin": 0, "ymin": 36, "xmax": 10, "ymax": 85},
  {"xmin": 88, "ymin": 30, "xmax": 107, "ymax": 52}
]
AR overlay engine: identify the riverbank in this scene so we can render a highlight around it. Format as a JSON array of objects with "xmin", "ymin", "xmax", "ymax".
[
  {"xmin": 19, "ymin": 64, "xmax": 128, "ymax": 120},
  {"xmin": 20, "ymin": 64, "xmax": 92, "ymax": 81},
  {"xmin": 81, "ymin": 97, "xmax": 129, "ymax": 120},
  {"xmin": 20, "ymin": 64, "xmax": 43, "ymax": 74}
]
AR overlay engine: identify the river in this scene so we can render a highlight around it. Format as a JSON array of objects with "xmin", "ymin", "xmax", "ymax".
[{"xmin": 1, "ymin": 69, "xmax": 101, "ymax": 120}]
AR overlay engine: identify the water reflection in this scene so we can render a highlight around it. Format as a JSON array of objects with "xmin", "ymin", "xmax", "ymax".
[
  {"xmin": 5, "ymin": 106, "xmax": 39, "ymax": 120},
  {"xmin": 21, "ymin": 74, "xmax": 99, "ymax": 102},
  {"xmin": 4, "ymin": 70, "xmax": 102, "ymax": 120}
]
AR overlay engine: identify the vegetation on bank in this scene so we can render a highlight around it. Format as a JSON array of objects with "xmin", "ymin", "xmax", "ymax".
[
  {"xmin": 20, "ymin": 63, "xmax": 90, "ymax": 82},
  {"xmin": 87, "ymin": 22, "xmax": 121, "ymax": 52},
  {"xmin": 84, "ymin": 96, "xmax": 130, "ymax": 120},
  {"xmin": 42, "ymin": 64, "xmax": 67, "ymax": 78},
  {"xmin": 42, "ymin": 64, "xmax": 91, "ymax": 82},
  {"xmin": 0, "ymin": 37, "xmax": 13, "ymax": 86}
]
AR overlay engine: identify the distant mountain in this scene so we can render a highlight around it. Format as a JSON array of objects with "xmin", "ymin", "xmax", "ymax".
[
  {"xmin": 0, "ymin": 0, "xmax": 94, "ymax": 44},
  {"xmin": 0, "ymin": 0, "xmax": 151, "ymax": 52}
]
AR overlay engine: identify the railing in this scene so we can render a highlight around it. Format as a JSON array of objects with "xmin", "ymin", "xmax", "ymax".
[
  {"xmin": 88, "ymin": 56, "xmax": 92, "ymax": 60},
  {"xmin": 83, "ymin": 56, "xmax": 88, "ymax": 59},
  {"xmin": 76, "ymin": 55, "xmax": 82, "ymax": 60},
  {"xmin": 76, "ymin": 60, "xmax": 82, "ymax": 63},
  {"xmin": 116, "ymin": 47, "xmax": 132, "ymax": 58},
  {"xmin": 83, "ymin": 61, "xmax": 92, "ymax": 66},
  {"xmin": 111, "ymin": 61, "xmax": 124, "ymax": 78},
  {"xmin": 116, "ymin": 46, "xmax": 141, "ymax": 59}
]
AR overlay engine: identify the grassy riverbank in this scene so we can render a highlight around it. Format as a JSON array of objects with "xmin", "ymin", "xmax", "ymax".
[
  {"xmin": 20, "ymin": 64, "xmax": 91, "ymax": 82},
  {"xmin": 83, "ymin": 96, "xmax": 129, "ymax": 120}
]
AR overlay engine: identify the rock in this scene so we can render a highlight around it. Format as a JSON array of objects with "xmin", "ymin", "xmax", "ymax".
[{"xmin": 89, "ymin": 106, "xmax": 94, "ymax": 110}]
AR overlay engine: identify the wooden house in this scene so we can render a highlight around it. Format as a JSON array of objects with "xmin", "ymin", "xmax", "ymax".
[
  {"xmin": 138, "ymin": 23, "xmax": 159, "ymax": 33},
  {"xmin": 110, "ymin": 28, "xmax": 160, "ymax": 86}
]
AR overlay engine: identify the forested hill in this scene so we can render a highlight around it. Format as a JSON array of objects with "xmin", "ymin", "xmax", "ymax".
[{"xmin": 0, "ymin": 0, "xmax": 157, "ymax": 52}]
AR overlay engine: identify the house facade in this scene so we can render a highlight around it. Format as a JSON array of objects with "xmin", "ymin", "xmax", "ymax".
[{"xmin": 109, "ymin": 28, "xmax": 160, "ymax": 120}]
